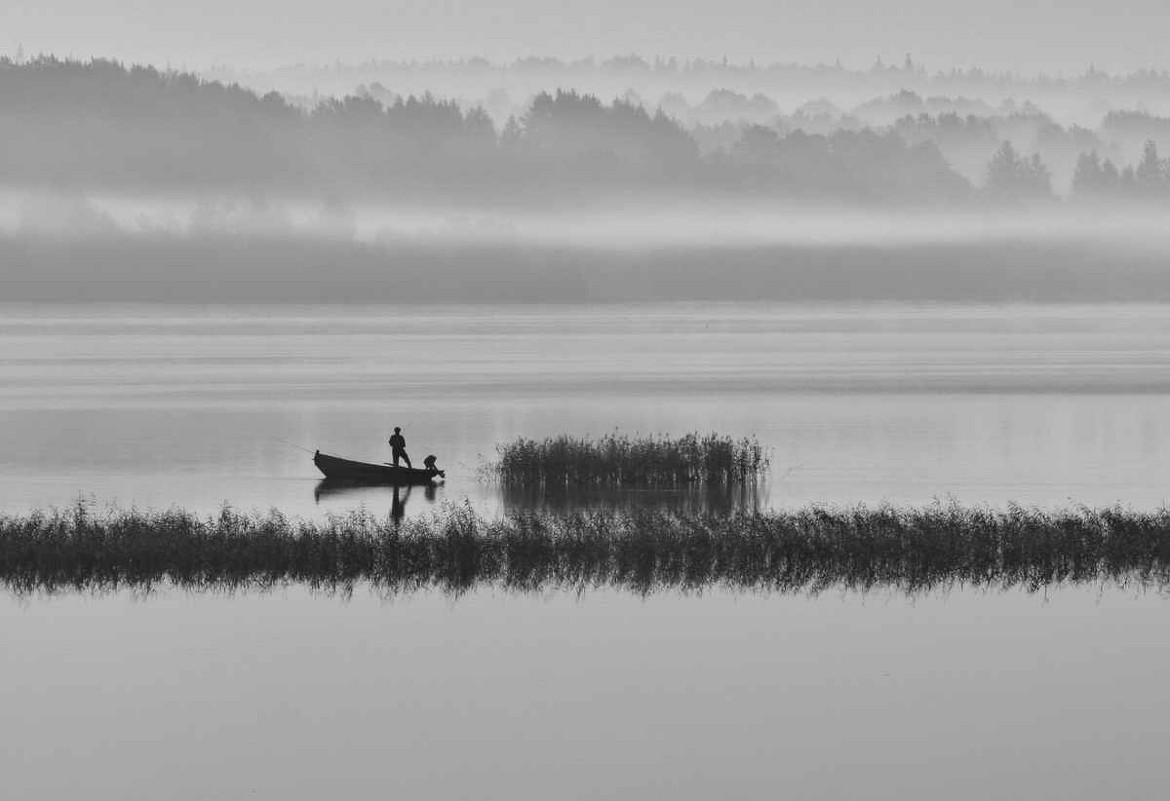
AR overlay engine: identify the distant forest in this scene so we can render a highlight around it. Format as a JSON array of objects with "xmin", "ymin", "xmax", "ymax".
[
  {"xmin": 208, "ymin": 54, "xmax": 1170, "ymax": 120},
  {"xmin": 6, "ymin": 56, "xmax": 1170, "ymax": 205}
]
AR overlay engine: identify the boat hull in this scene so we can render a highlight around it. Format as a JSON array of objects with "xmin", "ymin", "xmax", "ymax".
[{"xmin": 313, "ymin": 451, "xmax": 442, "ymax": 485}]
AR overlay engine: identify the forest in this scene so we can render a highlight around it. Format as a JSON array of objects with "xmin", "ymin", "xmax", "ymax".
[{"xmin": 7, "ymin": 56, "xmax": 1170, "ymax": 205}]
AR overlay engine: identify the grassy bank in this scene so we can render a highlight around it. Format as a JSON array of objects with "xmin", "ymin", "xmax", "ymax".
[
  {"xmin": 2, "ymin": 502, "xmax": 1169, "ymax": 595},
  {"xmin": 490, "ymin": 432, "xmax": 768, "ymax": 487}
]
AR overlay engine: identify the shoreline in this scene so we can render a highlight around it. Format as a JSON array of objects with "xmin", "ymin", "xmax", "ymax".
[{"xmin": 7, "ymin": 235, "xmax": 1170, "ymax": 304}]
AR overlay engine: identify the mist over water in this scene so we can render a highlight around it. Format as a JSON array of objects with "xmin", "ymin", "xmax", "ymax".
[
  {"xmin": 7, "ymin": 187, "xmax": 1170, "ymax": 305},
  {"xmin": 7, "ymin": 17, "xmax": 1170, "ymax": 799},
  {"xmin": 7, "ymin": 54, "xmax": 1170, "ymax": 306},
  {"xmin": 11, "ymin": 189, "xmax": 1170, "ymax": 249}
]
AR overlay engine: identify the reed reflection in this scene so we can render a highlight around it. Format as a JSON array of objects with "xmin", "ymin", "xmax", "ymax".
[{"xmin": 500, "ymin": 481, "xmax": 766, "ymax": 516}]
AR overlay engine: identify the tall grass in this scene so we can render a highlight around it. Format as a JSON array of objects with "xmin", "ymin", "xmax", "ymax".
[
  {"xmin": 489, "ymin": 432, "xmax": 768, "ymax": 487},
  {"xmin": 4, "ymin": 501, "xmax": 1170, "ymax": 596}
]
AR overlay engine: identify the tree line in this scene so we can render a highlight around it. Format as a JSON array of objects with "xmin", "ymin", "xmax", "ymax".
[
  {"xmin": 0, "ymin": 57, "xmax": 968, "ymax": 203},
  {"xmin": 1072, "ymin": 140, "xmax": 1170, "ymax": 198},
  {"xmin": 2, "ymin": 57, "xmax": 1169, "ymax": 205}
]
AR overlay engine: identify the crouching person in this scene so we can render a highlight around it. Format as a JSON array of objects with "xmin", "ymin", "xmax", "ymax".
[{"xmin": 423, "ymin": 454, "xmax": 445, "ymax": 478}]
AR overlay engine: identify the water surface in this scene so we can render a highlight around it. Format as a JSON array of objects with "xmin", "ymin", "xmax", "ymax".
[
  {"xmin": 3, "ymin": 303, "xmax": 1170, "ymax": 516},
  {"xmin": 2, "ymin": 584, "xmax": 1167, "ymax": 800},
  {"xmin": 4, "ymin": 302, "xmax": 1170, "ymax": 799}
]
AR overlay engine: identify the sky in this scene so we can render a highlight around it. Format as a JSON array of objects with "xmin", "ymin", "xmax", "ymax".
[{"xmin": 4, "ymin": 0, "xmax": 1168, "ymax": 74}]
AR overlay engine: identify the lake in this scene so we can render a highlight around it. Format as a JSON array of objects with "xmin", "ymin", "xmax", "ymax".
[
  {"xmin": 4, "ymin": 303, "xmax": 1170, "ymax": 517},
  {"xmin": 4, "ymin": 584, "xmax": 1168, "ymax": 800},
  {"xmin": 3, "ymin": 302, "xmax": 1170, "ymax": 799}
]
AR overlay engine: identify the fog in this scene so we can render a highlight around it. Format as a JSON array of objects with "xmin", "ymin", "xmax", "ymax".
[
  {"xmin": 11, "ymin": 1, "xmax": 1170, "ymax": 75},
  {"xmin": 8, "ymin": 189, "xmax": 1170, "ymax": 251},
  {"xmin": 6, "ymin": 53, "xmax": 1170, "ymax": 304},
  {"xmin": 10, "ymin": 15, "xmax": 1170, "ymax": 801},
  {"xmin": 6, "ymin": 188, "xmax": 1170, "ymax": 304}
]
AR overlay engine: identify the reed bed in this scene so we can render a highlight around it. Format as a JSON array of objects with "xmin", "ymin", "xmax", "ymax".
[
  {"xmin": 3, "ymin": 501, "xmax": 1170, "ymax": 596},
  {"xmin": 489, "ymin": 432, "xmax": 768, "ymax": 487}
]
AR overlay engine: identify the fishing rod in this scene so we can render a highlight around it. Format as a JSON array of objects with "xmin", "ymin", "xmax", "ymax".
[{"xmin": 276, "ymin": 439, "xmax": 317, "ymax": 455}]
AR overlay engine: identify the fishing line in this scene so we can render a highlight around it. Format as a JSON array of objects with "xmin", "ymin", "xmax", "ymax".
[{"xmin": 276, "ymin": 439, "xmax": 317, "ymax": 455}]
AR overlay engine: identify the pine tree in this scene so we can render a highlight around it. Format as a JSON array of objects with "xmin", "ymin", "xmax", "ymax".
[
  {"xmin": 985, "ymin": 141, "xmax": 1051, "ymax": 199},
  {"xmin": 1135, "ymin": 140, "xmax": 1165, "ymax": 193},
  {"xmin": 1072, "ymin": 150, "xmax": 1103, "ymax": 195}
]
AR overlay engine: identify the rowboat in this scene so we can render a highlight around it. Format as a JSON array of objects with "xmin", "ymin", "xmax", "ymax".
[{"xmin": 312, "ymin": 450, "xmax": 443, "ymax": 484}]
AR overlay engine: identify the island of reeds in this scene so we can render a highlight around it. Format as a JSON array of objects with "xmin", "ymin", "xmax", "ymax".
[
  {"xmin": 3, "ymin": 502, "xmax": 1170, "ymax": 596},
  {"xmin": 488, "ymin": 432, "xmax": 768, "ymax": 487}
]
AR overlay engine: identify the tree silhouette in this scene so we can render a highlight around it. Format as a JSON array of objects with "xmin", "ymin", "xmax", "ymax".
[
  {"xmin": 1072, "ymin": 141, "xmax": 1170, "ymax": 200},
  {"xmin": 1073, "ymin": 150, "xmax": 1108, "ymax": 195},
  {"xmin": 0, "ymin": 56, "xmax": 978, "ymax": 204},
  {"xmin": 985, "ymin": 141, "xmax": 1052, "ymax": 199},
  {"xmin": 1135, "ymin": 140, "xmax": 1167, "ymax": 193}
]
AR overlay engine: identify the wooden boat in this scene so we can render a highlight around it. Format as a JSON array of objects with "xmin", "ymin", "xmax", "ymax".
[{"xmin": 312, "ymin": 450, "xmax": 444, "ymax": 484}]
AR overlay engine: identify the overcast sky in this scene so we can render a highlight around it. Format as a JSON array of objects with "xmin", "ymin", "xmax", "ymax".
[{"xmin": 5, "ymin": 0, "xmax": 1166, "ymax": 74}]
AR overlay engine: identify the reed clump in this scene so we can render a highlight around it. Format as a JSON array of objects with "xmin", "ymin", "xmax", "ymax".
[
  {"xmin": 4, "ymin": 501, "xmax": 1170, "ymax": 596},
  {"xmin": 489, "ymin": 432, "xmax": 768, "ymax": 487}
]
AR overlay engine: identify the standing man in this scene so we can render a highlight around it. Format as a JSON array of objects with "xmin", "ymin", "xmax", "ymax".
[{"xmin": 388, "ymin": 426, "xmax": 412, "ymax": 468}]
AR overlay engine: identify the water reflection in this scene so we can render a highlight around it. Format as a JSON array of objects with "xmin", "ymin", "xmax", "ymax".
[
  {"xmin": 500, "ymin": 481, "xmax": 766, "ymax": 516},
  {"xmin": 314, "ymin": 478, "xmax": 761, "ymax": 521},
  {"xmin": 314, "ymin": 480, "xmax": 442, "ymax": 521}
]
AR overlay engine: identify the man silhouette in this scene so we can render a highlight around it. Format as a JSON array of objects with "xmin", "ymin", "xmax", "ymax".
[
  {"xmin": 388, "ymin": 427, "xmax": 412, "ymax": 468},
  {"xmin": 391, "ymin": 484, "xmax": 410, "ymax": 525}
]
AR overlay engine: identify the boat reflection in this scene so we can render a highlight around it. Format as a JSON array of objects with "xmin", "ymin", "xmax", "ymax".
[
  {"xmin": 500, "ymin": 481, "xmax": 766, "ymax": 516},
  {"xmin": 314, "ymin": 479, "xmax": 442, "ymax": 521}
]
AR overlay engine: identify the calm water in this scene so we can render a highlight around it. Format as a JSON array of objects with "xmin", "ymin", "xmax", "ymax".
[
  {"xmin": 3, "ymin": 584, "xmax": 1168, "ymax": 800},
  {"xmin": 4, "ymin": 303, "xmax": 1170, "ymax": 516},
  {"xmin": 3, "ymin": 303, "xmax": 1170, "ymax": 799}
]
